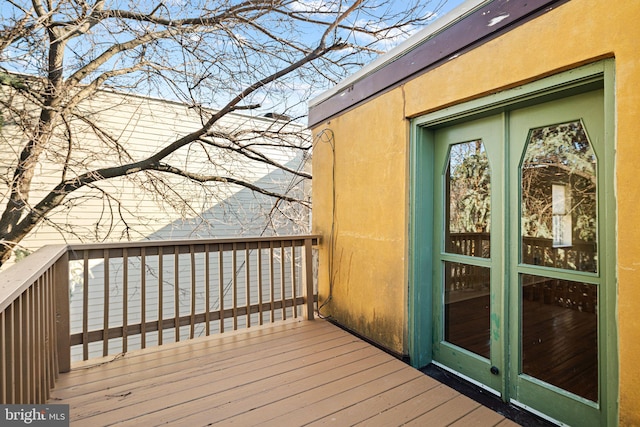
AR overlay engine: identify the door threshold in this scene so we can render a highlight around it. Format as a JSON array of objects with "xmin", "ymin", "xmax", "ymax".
[{"xmin": 420, "ymin": 363, "xmax": 556, "ymax": 427}]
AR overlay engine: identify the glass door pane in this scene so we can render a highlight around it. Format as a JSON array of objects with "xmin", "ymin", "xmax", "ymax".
[
  {"xmin": 521, "ymin": 120, "xmax": 598, "ymax": 273},
  {"xmin": 521, "ymin": 274, "xmax": 598, "ymax": 401},
  {"xmin": 445, "ymin": 261, "xmax": 491, "ymax": 358},
  {"xmin": 444, "ymin": 140, "xmax": 492, "ymax": 359},
  {"xmin": 445, "ymin": 140, "xmax": 491, "ymax": 258}
]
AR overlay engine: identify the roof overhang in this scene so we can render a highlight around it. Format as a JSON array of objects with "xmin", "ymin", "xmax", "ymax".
[{"xmin": 308, "ymin": 0, "xmax": 570, "ymax": 128}]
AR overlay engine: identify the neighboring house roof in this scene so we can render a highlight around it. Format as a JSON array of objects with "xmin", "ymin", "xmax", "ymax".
[{"xmin": 308, "ymin": 0, "xmax": 569, "ymax": 127}]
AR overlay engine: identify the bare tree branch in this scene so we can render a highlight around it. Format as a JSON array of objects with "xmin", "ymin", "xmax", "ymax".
[{"xmin": 0, "ymin": 0, "xmax": 444, "ymax": 265}]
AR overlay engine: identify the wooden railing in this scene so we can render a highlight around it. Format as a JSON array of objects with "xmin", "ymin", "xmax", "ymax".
[
  {"xmin": 447, "ymin": 232, "xmax": 597, "ymax": 272},
  {"xmin": 0, "ymin": 235, "xmax": 319, "ymax": 404},
  {"xmin": 521, "ymin": 236, "xmax": 597, "ymax": 272},
  {"xmin": 0, "ymin": 245, "xmax": 70, "ymax": 404},
  {"xmin": 522, "ymin": 276, "xmax": 597, "ymax": 313},
  {"xmin": 447, "ymin": 232, "xmax": 490, "ymax": 258}
]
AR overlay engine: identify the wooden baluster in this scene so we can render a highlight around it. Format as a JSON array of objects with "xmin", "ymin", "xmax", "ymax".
[
  {"xmin": 102, "ymin": 250, "xmax": 109, "ymax": 358},
  {"xmin": 232, "ymin": 243, "xmax": 238, "ymax": 330},
  {"xmin": 219, "ymin": 246, "xmax": 224, "ymax": 334},
  {"xmin": 55, "ymin": 253, "xmax": 70, "ymax": 374},
  {"xmin": 280, "ymin": 241, "xmax": 286, "ymax": 321},
  {"xmin": 35, "ymin": 280, "xmax": 43, "ymax": 402},
  {"xmin": 123, "ymin": 248, "xmax": 128, "ymax": 353},
  {"xmin": 24, "ymin": 286, "xmax": 33, "ymax": 402},
  {"xmin": 257, "ymin": 243, "xmax": 263, "ymax": 326},
  {"xmin": 245, "ymin": 246, "xmax": 251, "ymax": 328},
  {"xmin": 190, "ymin": 245, "xmax": 196, "ymax": 340},
  {"xmin": 83, "ymin": 251, "xmax": 90, "ymax": 360},
  {"xmin": 269, "ymin": 241, "xmax": 275, "ymax": 323},
  {"xmin": 291, "ymin": 243, "xmax": 297, "ymax": 318},
  {"xmin": 18, "ymin": 291, "xmax": 25, "ymax": 402},
  {"xmin": 141, "ymin": 247, "xmax": 146, "ymax": 349},
  {"xmin": 205, "ymin": 244, "xmax": 211, "ymax": 336},
  {"xmin": 7, "ymin": 304, "xmax": 15, "ymax": 403},
  {"xmin": 46, "ymin": 273, "xmax": 55, "ymax": 399},
  {"xmin": 158, "ymin": 246, "xmax": 163, "ymax": 346},
  {"xmin": 174, "ymin": 248, "xmax": 180, "ymax": 342}
]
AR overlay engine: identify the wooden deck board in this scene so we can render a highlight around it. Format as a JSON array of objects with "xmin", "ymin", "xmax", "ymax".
[
  {"xmin": 352, "ymin": 384, "xmax": 463, "ymax": 426},
  {"xmin": 49, "ymin": 319, "xmax": 516, "ymax": 426},
  {"xmin": 258, "ymin": 367, "xmax": 432, "ymax": 426},
  {"xmin": 57, "ymin": 330, "xmax": 361, "ymax": 407},
  {"xmin": 449, "ymin": 405, "xmax": 516, "ymax": 427}
]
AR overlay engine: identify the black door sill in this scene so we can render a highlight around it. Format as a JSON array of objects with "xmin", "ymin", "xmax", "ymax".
[{"xmin": 420, "ymin": 364, "xmax": 556, "ymax": 426}]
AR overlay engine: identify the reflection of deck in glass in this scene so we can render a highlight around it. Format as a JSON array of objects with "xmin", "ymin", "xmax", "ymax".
[
  {"xmin": 521, "ymin": 236, "xmax": 597, "ymax": 272},
  {"xmin": 445, "ymin": 287, "xmax": 597, "ymax": 402},
  {"xmin": 446, "ymin": 232, "xmax": 597, "ymax": 271},
  {"xmin": 522, "ymin": 277, "xmax": 598, "ymax": 402}
]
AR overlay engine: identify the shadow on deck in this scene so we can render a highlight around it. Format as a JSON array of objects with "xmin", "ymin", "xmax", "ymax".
[{"xmin": 49, "ymin": 319, "xmax": 518, "ymax": 426}]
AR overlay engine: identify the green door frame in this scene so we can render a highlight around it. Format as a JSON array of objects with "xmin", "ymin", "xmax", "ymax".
[{"xmin": 408, "ymin": 60, "xmax": 617, "ymax": 426}]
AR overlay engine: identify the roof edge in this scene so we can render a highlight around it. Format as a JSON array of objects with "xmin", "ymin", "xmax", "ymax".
[
  {"xmin": 308, "ymin": 0, "xmax": 490, "ymax": 109},
  {"xmin": 308, "ymin": 0, "xmax": 570, "ymax": 128}
]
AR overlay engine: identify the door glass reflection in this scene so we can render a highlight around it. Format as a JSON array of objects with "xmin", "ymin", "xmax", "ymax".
[
  {"xmin": 445, "ymin": 140, "xmax": 491, "ymax": 258},
  {"xmin": 521, "ymin": 120, "xmax": 597, "ymax": 272},
  {"xmin": 521, "ymin": 274, "xmax": 598, "ymax": 401},
  {"xmin": 444, "ymin": 261, "xmax": 491, "ymax": 359}
]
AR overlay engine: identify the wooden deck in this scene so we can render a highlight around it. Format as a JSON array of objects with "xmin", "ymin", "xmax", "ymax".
[{"xmin": 49, "ymin": 319, "xmax": 518, "ymax": 426}]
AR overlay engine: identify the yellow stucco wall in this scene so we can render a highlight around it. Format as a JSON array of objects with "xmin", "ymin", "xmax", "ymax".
[
  {"xmin": 312, "ymin": 0, "xmax": 640, "ymax": 423},
  {"xmin": 313, "ymin": 89, "xmax": 410, "ymax": 353}
]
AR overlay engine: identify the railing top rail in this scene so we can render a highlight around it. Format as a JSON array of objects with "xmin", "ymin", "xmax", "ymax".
[
  {"xmin": 67, "ymin": 234, "xmax": 321, "ymax": 253},
  {"xmin": 0, "ymin": 244, "xmax": 68, "ymax": 312},
  {"xmin": 1, "ymin": 235, "xmax": 321, "ymax": 311}
]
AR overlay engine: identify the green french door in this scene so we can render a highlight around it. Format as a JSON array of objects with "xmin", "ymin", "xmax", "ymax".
[
  {"xmin": 432, "ymin": 90, "xmax": 606, "ymax": 426},
  {"xmin": 432, "ymin": 114, "xmax": 504, "ymax": 393}
]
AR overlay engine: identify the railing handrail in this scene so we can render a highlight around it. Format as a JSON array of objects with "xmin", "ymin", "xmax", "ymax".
[
  {"xmin": 0, "ymin": 236, "xmax": 321, "ymax": 310},
  {"xmin": 67, "ymin": 234, "xmax": 320, "ymax": 253},
  {"xmin": 0, "ymin": 244, "xmax": 68, "ymax": 313}
]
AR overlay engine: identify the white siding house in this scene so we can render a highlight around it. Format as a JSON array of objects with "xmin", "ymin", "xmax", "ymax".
[
  {"xmin": 1, "ymin": 87, "xmax": 311, "ymax": 360},
  {"xmin": 1, "ymin": 88, "xmax": 311, "ymax": 256}
]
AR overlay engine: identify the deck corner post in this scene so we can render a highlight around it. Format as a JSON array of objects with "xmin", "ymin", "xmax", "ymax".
[
  {"xmin": 302, "ymin": 237, "xmax": 315, "ymax": 320},
  {"xmin": 55, "ymin": 250, "xmax": 71, "ymax": 373}
]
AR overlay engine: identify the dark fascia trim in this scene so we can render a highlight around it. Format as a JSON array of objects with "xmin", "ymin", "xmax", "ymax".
[{"xmin": 308, "ymin": 0, "xmax": 571, "ymax": 128}]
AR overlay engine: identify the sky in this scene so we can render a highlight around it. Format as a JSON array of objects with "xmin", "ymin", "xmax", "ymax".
[
  {"xmin": 257, "ymin": 0, "xmax": 469, "ymax": 117},
  {"xmin": 0, "ymin": 0, "xmax": 469, "ymax": 119}
]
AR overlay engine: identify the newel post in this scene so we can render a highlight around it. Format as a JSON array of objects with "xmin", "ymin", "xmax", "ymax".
[
  {"xmin": 54, "ymin": 250, "xmax": 70, "ymax": 373},
  {"xmin": 302, "ymin": 237, "xmax": 315, "ymax": 320}
]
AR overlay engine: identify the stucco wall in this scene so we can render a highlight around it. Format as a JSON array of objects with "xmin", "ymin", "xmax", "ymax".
[
  {"xmin": 312, "ymin": 0, "xmax": 640, "ymax": 423},
  {"xmin": 313, "ymin": 89, "xmax": 409, "ymax": 353}
]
